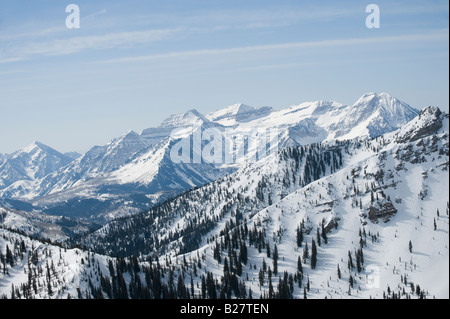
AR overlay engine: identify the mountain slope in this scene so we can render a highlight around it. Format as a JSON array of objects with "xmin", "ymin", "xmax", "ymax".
[
  {"xmin": 0, "ymin": 206, "xmax": 99, "ymax": 241},
  {"xmin": 79, "ymin": 106, "xmax": 448, "ymax": 298},
  {"xmin": 0, "ymin": 93, "xmax": 420, "ymax": 222},
  {"xmin": 0, "ymin": 106, "xmax": 447, "ymax": 299},
  {"xmin": 326, "ymin": 92, "xmax": 420, "ymax": 140},
  {"xmin": 30, "ymin": 131, "xmax": 151, "ymax": 197},
  {"xmin": 0, "ymin": 142, "xmax": 73, "ymax": 190},
  {"xmin": 206, "ymin": 104, "xmax": 273, "ymax": 125}
]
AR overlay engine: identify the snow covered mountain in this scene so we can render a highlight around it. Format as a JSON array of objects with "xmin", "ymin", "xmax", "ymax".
[
  {"xmin": 0, "ymin": 93, "xmax": 419, "ymax": 222},
  {"xmin": 0, "ymin": 142, "xmax": 73, "ymax": 190},
  {"xmin": 33, "ymin": 130, "xmax": 151, "ymax": 195},
  {"xmin": 0, "ymin": 117, "xmax": 229, "ymax": 221},
  {"xmin": 1, "ymin": 105, "xmax": 447, "ymax": 299},
  {"xmin": 81, "ymin": 105, "xmax": 449, "ymax": 298},
  {"xmin": 206, "ymin": 103, "xmax": 273, "ymax": 125}
]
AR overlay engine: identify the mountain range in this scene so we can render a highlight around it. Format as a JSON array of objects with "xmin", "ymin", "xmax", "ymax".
[
  {"xmin": 0, "ymin": 102, "xmax": 448, "ymax": 300},
  {"xmin": 0, "ymin": 93, "xmax": 420, "ymax": 222}
]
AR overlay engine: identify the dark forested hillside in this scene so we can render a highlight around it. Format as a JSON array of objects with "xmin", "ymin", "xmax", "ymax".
[{"xmin": 78, "ymin": 142, "xmax": 346, "ymax": 258}]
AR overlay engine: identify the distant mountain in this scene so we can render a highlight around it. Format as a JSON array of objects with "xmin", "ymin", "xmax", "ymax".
[
  {"xmin": 0, "ymin": 142, "xmax": 73, "ymax": 189},
  {"xmin": 0, "ymin": 93, "xmax": 420, "ymax": 222},
  {"xmin": 233, "ymin": 92, "xmax": 419, "ymax": 144},
  {"xmin": 325, "ymin": 92, "xmax": 421, "ymax": 140},
  {"xmin": 21, "ymin": 131, "xmax": 151, "ymax": 196}
]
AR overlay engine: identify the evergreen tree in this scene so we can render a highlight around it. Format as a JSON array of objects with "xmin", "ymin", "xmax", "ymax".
[
  {"xmin": 311, "ymin": 239, "xmax": 317, "ymax": 269},
  {"xmin": 259, "ymin": 268, "xmax": 265, "ymax": 287},
  {"xmin": 355, "ymin": 250, "xmax": 362, "ymax": 273},
  {"xmin": 348, "ymin": 250, "xmax": 354, "ymax": 270},
  {"xmin": 303, "ymin": 242, "xmax": 309, "ymax": 263},
  {"xmin": 306, "ymin": 276, "xmax": 310, "ymax": 292},
  {"xmin": 236, "ymin": 253, "xmax": 243, "ymax": 276},
  {"xmin": 240, "ymin": 241, "xmax": 248, "ymax": 265},
  {"xmin": 5, "ymin": 245, "xmax": 14, "ymax": 267},
  {"xmin": 337, "ymin": 264, "xmax": 341, "ymax": 279},
  {"xmin": 273, "ymin": 244, "xmax": 279, "ymax": 276},
  {"xmin": 321, "ymin": 221, "xmax": 328, "ymax": 244},
  {"xmin": 296, "ymin": 256, "xmax": 303, "ymax": 288},
  {"xmin": 268, "ymin": 277, "xmax": 274, "ymax": 299},
  {"xmin": 296, "ymin": 225, "xmax": 303, "ymax": 248},
  {"xmin": 297, "ymin": 256, "xmax": 303, "ymax": 274},
  {"xmin": 223, "ymin": 257, "xmax": 229, "ymax": 275},
  {"xmin": 316, "ymin": 228, "xmax": 321, "ymax": 247}
]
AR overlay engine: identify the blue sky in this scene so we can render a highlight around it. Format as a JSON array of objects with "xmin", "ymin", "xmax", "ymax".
[{"xmin": 0, "ymin": 0, "xmax": 448, "ymax": 154}]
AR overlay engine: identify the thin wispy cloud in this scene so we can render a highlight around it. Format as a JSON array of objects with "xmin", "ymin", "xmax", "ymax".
[
  {"xmin": 0, "ymin": 25, "xmax": 68, "ymax": 42},
  {"xmin": 0, "ymin": 28, "xmax": 182, "ymax": 63},
  {"xmin": 83, "ymin": 9, "xmax": 108, "ymax": 21},
  {"xmin": 100, "ymin": 30, "xmax": 449, "ymax": 64}
]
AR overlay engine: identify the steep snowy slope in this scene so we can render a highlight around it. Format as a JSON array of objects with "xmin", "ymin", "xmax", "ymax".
[
  {"xmin": 0, "ymin": 228, "xmax": 113, "ymax": 299},
  {"xmin": 230, "ymin": 109, "xmax": 449, "ymax": 299},
  {"xmin": 206, "ymin": 104, "xmax": 273, "ymax": 125},
  {"xmin": 80, "ymin": 139, "xmax": 346, "ymax": 257},
  {"xmin": 0, "ymin": 142, "xmax": 73, "ymax": 190},
  {"xmin": 327, "ymin": 92, "xmax": 420, "ymax": 140},
  {"xmin": 29, "ymin": 131, "xmax": 151, "ymax": 197},
  {"xmin": 162, "ymin": 106, "xmax": 448, "ymax": 299}
]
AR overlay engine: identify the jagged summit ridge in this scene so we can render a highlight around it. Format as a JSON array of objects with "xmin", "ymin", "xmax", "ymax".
[
  {"xmin": 159, "ymin": 109, "xmax": 209, "ymax": 129},
  {"xmin": 394, "ymin": 106, "xmax": 446, "ymax": 143},
  {"xmin": 0, "ymin": 141, "xmax": 72, "ymax": 189},
  {"xmin": 206, "ymin": 103, "xmax": 273, "ymax": 124}
]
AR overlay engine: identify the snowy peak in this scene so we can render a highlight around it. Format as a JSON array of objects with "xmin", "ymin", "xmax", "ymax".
[
  {"xmin": 323, "ymin": 93, "xmax": 419, "ymax": 141},
  {"xmin": 353, "ymin": 92, "xmax": 419, "ymax": 126},
  {"xmin": 0, "ymin": 142, "xmax": 72, "ymax": 189},
  {"xmin": 101, "ymin": 130, "xmax": 150, "ymax": 168},
  {"xmin": 108, "ymin": 130, "xmax": 144, "ymax": 149},
  {"xmin": 159, "ymin": 109, "xmax": 208, "ymax": 129},
  {"xmin": 394, "ymin": 106, "xmax": 447, "ymax": 143},
  {"xmin": 309, "ymin": 100, "xmax": 343, "ymax": 115},
  {"xmin": 68, "ymin": 130, "xmax": 151, "ymax": 176},
  {"xmin": 17, "ymin": 141, "xmax": 60, "ymax": 157}
]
